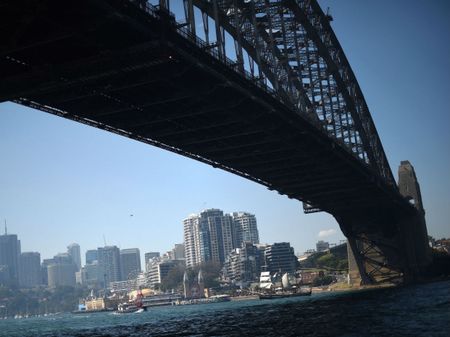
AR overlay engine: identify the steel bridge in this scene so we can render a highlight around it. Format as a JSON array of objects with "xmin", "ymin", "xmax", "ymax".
[{"xmin": 0, "ymin": 0, "xmax": 431, "ymax": 284}]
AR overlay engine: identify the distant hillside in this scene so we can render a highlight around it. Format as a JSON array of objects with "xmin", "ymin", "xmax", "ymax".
[{"xmin": 299, "ymin": 243, "xmax": 348, "ymax": 271}]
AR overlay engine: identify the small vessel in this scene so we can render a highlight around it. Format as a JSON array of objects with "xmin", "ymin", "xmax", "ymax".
[
  {"xmin": 117, "ymin": 290, "xmax": 148, "ymax": 314},
  {"xmin": 117, "ymin": 303, "xmax": 148, "ymax": 313}
]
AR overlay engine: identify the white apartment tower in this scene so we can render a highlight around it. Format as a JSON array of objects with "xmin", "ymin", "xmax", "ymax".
[
  {"xmin": 184, "ymin": 215, "xmax": 199, "ymax": 269},
  {"xmin": 233, "ymin": 212, "xmax": 259, "ymax": 248},
  {"xmin": 184, "ymin": 209, "xmax": 258, "ymax": 269}
]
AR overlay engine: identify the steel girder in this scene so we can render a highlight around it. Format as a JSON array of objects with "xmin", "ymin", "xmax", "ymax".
[{"xmin": 164, "ymin": 0, "xmax": 395, "ymax": 188}]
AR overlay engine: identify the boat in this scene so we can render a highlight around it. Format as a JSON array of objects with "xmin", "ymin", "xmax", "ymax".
[
  {"xmin": 116, "ymin": 289, "xmax": 148, "ymax": 314},
  {"xmin": 116, "ymin": 303, "xmax": 148, "ymax": 314},
  {"xmin": 259, "ymin": 273, "xmax": 312, "ymax": 299}
]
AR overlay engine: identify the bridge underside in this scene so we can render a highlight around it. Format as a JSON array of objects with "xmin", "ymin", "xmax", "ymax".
[{"xmin": 0, "ymin": 0, "xmax": 430, "ymax": 283}]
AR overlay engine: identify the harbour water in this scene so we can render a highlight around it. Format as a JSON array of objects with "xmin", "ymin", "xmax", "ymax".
[{"xmin": 1, "ymin": 280, "xmax": 448, "ymax": 337}]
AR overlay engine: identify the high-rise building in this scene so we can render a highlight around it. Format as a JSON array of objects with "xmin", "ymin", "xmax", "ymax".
[
  {"xmin": 19, "ymin": 252, "xmax": 41, "ymax": 288},
  {"xmin": 316, "ymin": 240, "xmax": 330, "ymax": 252},
  {"xmin": 184, "ymin": 209, "xmax": 260, "ymax": 269},
  {"xmin": 86, "ymin": 249, "xmax": 98, "ymax": 265},
  {"xmin": 202, "ymin": 209, "xmax": 233, "ymax": 264},
  {"xmin": 47, "ymin": 263, "xmax": 77, "ymax": 287},
  {"xmin": 120, "ymin": 248, "xmax": 141, "ymax": 281},
  {"xmin": 79, "ymin": 261, "xmax": 103, "ymax": 288},
  {"xmin": 233, "ymin": 212, "xmax": 259, "ymax": 248},
  {"xmin": 265, "ymin": 242, "xmax": 297, "ymax": 275},
  {"xmin": 53, "ymin": 252, "xmax": 73, "ymax": 265},
  {"xmin": 184, "ymin": 215, "xmax": 199, "ymax": 269},
  {"xmin": 67, "ymin": 243, "xmax": 81, "ymax": 271},
  {"xmin": 97, "ymin": 246, "xmax": 121, "ymax": 285},
  {"xmin": 0, "ymin": 230, "xmax": 21, "ymax": 286},
  {"xmin": 41, "ymin": 258, "xmax": 55, "ymax": 286}
]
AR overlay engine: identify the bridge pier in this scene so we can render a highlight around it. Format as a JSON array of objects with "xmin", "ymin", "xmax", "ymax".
[{"xmin": 342, "ymin": 161, "xmax": 432, "ymax": 285}]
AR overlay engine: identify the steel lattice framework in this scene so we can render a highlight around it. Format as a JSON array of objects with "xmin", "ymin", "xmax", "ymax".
[{"xmin": 173, "ymin": 0, "xmax": 395, "ymax": 188}]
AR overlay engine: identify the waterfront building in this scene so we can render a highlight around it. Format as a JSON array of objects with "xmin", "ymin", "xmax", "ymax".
[
  {"xmin": 316, "ymin": 240, "xmax": 330, "ymax": 252},
  {"xmin": 233, "ymin": 212, "xmax": 259, "ymax": 248},
  {"xmin": 97, "ymin": 246, "xmax": 121, "ymax": 285},
  {"xmin": 47, "ymin": 263, "xmax": 77, "ymax": 287},
  {"xmin": 120, "ymin": 248, "xmax": 141, "ymax": 281},
  {"xmin": 67, "ymin": 243, "xmax": 81, "ymax": 271},
  {"xmin": 19, "ymin": 252, "xmax": 41, "ymax": 288},
  {"xmin": 86, "ymin": 249, "xmax": 98, "ymax": 265},
  {"xmin": 265, "ymin": 242, "xmax": 297, "ymax": 275},
  {"xmin": 222, "ymin": 242, "xmax": 261, "ymax": 287},
  {"xmin": 0, "ymin": 231, "xmax": 21, "ymax": 286}
]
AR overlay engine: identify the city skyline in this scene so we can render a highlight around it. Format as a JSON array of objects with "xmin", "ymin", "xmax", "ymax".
[{"xmin": 1, "ymin": 0, "xmax": 449, "ymax": 263}]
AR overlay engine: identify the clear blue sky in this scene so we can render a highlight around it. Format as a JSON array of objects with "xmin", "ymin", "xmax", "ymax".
[{"xmin": 0, "ymin": 1, "xmax": 449, "ymax": 265}]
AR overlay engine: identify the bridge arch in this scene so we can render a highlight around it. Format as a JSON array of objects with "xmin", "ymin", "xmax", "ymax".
[{"xmin": 155, "ymin": 0, "xmax": 394, "ymax": 186}]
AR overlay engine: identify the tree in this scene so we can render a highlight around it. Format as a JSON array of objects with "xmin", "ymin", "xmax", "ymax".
[
  {"xmin": 161, "ymin": 264, "xmax": 186, "ymax": 291},
  {"xmin": 312, "ymin": 275, "xmax": 333, "ymax": 286}
]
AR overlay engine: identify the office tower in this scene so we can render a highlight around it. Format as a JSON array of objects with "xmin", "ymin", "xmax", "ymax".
[
  {"xmin": 67, "ymin": 243, "xmax": 81, "ymax": 271},
  {"xmin": 183, "ymin": 209, "xmax": 238, "ymax": 268},
  {"xmin": 79, "ymin": 261, "xmax": 103, "ymax": 288},
  {"xmin": 47, "ymin": 263, "xmax": 77, "ymax": 287},
  {"xmin": 53, "ymin": 252, "xmax": 73, "ymax": 264},
  {"xmin": 316, "ymin": 240, "xmax": 330, "ymax": 252},
  {"xmin": 120, "ymin": 248, "xmax": 141, "ymax": 280},
  {"xmin": 97, "ymin": 246, "xmax": 121, "ymax": 285},
  {"xmin": 265, "ymin": 242, "xmax": 297, "ymax": 275},
  {"xmin": 85, "ymin": 249, "xmax": 98, "ymax": 265},
  {"xmin": 19, "ymin": 252, "xmax": 41, "ymax": 288},
  {"xmin": 0, "ymin": 230, "xmax": 21, "ymax": 286},
  {"xmin": 233, "ymin": 212, "xmax": 259, "ymax": 248},
  {"xmin": 41, "ymin": 258, "xmax": 55, "ymax": 286}
]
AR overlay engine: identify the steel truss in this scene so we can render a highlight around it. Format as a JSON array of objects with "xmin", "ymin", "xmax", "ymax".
[
  {"xmin": 349, "ymin": 235, "xmax": 403, "ymax": 285},
  {"xmin": 152, "ymin": 0, "xmax": 395, "ymax": 188}
]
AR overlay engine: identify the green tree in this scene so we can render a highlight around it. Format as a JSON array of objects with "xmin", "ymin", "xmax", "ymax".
[{"xmin": 312, "ymin": 275, "xmax": 333, "ymax": 286}]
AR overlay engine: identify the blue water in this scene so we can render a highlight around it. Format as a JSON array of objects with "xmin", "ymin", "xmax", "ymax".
[{"xmin": 1, "ymin": 280, "xmax": 449, "ymax": 336}]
